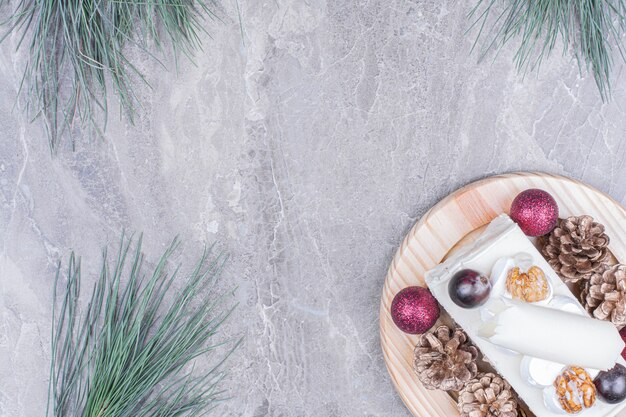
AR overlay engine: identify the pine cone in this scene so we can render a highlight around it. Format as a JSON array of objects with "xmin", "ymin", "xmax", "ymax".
[
  {"xmin": 581, "ymin": 264, "xmax": 626, "ymax": 329},
  {"xmin": 541, "ymin": 215, "xmax": 610, "ymax": 282},
  {"xmin": 458, "ymin": 373, "xmax": 518, "ymax": 417},
  {"xmin": 413, "ymin": 325, "xmax": 478, "ymax": 391}
]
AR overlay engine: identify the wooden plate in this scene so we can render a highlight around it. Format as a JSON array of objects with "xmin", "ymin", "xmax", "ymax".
[{"xmin": 379, "ymin": 172, "xmax": 626, "ymax": 417}]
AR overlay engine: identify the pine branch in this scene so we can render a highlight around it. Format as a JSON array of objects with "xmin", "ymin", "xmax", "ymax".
[
  {"xmin": 47, "ymin": 235, "xmax": 239, "ymax": 417},
  {"xmin": 469, "ymin": 0, "xmax": 626, "ymax": 100},
  {"xmin": 0, "ymin": 0, "xmax": 220, "ymax": 151}
]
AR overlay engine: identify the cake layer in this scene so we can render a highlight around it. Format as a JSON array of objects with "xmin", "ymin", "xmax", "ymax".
[{"xmin": 425, "ymin": 214, "xmax": 626, "ymax": 417}]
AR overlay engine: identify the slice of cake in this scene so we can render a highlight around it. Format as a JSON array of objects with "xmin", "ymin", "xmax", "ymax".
[{"xmin": 425, "ymin": 214, "xmax": 626, "ymax": 417}]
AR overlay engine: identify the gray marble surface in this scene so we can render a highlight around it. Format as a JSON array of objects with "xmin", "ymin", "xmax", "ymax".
[{"xmin": 0, "ymin": 1, "xmax": 625, "ymax": 416}]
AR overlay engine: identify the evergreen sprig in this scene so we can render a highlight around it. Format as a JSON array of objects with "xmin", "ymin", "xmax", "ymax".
[
  {"xmin": 469, "ymin": 0, "xmax": 626, "ymax": 100},
  {"xmin": 47, "ymin": 235, "xmax": 237, "ymax": 417},
  {"xmin": 0, "ymin": 0, "xmax": 218, "ymax": 151}
]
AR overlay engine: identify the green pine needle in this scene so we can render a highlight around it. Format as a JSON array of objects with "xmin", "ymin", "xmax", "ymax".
[
  {"xmin": 0, "ymin": 0, "xmax": 219, "ymax": 151},
  {"xmin": 47, "ymin": 235, "xmax": 238, "ymax": 417},
  {"xmin": 469, "ymin": 0, "xmax": 626, "ymax": 100}
]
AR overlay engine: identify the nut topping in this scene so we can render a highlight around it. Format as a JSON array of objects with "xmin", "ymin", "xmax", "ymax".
[
  {"xmin": 554, "ymin": 366, "xmax": 596, "ymax": 414},
  {"xmin": 506, "ymin": 266, "xmax": 550, "ymax": 303}
]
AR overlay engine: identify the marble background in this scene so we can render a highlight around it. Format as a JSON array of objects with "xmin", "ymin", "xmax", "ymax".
[{"xmin": 0, "ymin": 1, "xmax": 625, "ymax": 416}]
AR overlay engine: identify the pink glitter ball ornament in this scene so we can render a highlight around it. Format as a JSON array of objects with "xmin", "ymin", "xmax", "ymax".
[
  {"xmin": 390, "ymin": 287, "xmax": 440, "ymax": 334},
  {"xmin": 510, "ymin": 188, "xmax": 559, "ymax": 237}
]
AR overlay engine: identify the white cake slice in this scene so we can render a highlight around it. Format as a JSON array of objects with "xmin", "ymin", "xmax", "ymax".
[{"xmin": 425, "ymin": 214, "xmax": 626, "ymax": 417}]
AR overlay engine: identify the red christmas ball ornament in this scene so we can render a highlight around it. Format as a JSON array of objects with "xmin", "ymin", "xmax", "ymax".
[
  {"xmin": 619, "ymin": 327, "xmax": 626, "ymax": 361},
  {"xmin": 510, "ymin": 188, "xmax": 559, "ymax": 237},
  {"xmin": 391, "ymin": 286, "xmax": 440, "ymax": 334}
]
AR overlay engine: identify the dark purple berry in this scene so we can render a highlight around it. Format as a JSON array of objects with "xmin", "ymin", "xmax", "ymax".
[
  {"xmin": 448, "ymin": 269, "xmax": 491, "ymax": 308},
  {"xmin": 595, "ymin": 364, "xmax": 626, "ymax": 404}
]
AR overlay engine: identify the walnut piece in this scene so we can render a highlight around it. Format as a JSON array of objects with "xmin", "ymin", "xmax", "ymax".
[
  {"xmin": 506, "ymin": 266, "xmax": 549, "ymax": 303},
  {"xmin": 554, "ymin": 366, "xmax": 596, "ymax": 414}
]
